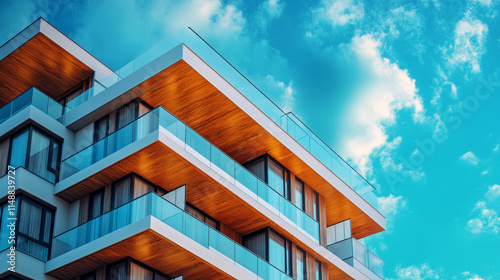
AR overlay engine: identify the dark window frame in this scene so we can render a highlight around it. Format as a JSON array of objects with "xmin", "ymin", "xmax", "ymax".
[
  {"xmin": 110, "ymin": 173, "xmax": 167, "ymax": 210},
  {"xmin": 315, "ymin": 259, "xmax": 322, "ymax": 280},
  {"xmin": 106, "ymin": 257, "xmax": 170, "ymax": 280},
  {"xmin": 185, "ymin": 202, "xmax": 220, "ymax": 231},
  {"xmin": 115, "ymin": 98, "xmax": 154, "ymax": 132},
  {"xmin": 88, "ymin": 188, "xmax": 105, "ymax": 220},
  {"xmin": 242, "ymin": 227, "xmax": 293, "ymax": 277},
  {"xmin": 294, "ymin": 176, "xmax": 306, "ymax": 211},
  {"xmin": 93, "ymin": 115, "xmax": 110, "ymax": 143},
  {"xmin": 243, "ymin": 154, "xmax": 291, "ymax": 201},
  {"xmin": 7, "ymin": 125, "xmax": 62, "ymax": 183},
  {"xmin": 296, "ymin": 246, "xmax": 307, "ymax": 280},
  {"xmin": 0, "ymin": 194, "xmax": 56, "ymax": 261}
]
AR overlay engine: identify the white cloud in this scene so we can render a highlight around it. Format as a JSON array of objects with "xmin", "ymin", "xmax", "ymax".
[
  {"xmin": 264, "ymin": 75, "xmax": 295, "ymax": 113},
  {"xmin": 485, "ymin": 184, "xmax": 500, "ymax": 200},
  {"xmin": 493, "ymin": 144, "xmax": 499, "ymax": 153},
  {"xmin": 467, "ymin": 200, "xmax": 500, "ymax": 234},
  {"xmin": 337, "ymin": 34, "xmax": 424, "ymax": 174},
  {"xmin": 377, "ymin": 194, "xmax": 407, "ymax": 217},
  {"xmin": 379, "ymin": 137, "xmax": 425, "ymax": 182},
  {"xmin": 255, "ymin": 0, "xmax": 284, "ymax": 30},
  {"xmin": 395, "ymin": 264, "xmax": 440, "ymax": 280},
  {"xmin": 459, "ymin": 151, "xmax": 480, "ymax": 165},
  {"xmin": 447, "ymin": 12, "xmax": 488, "ymax": 74},
  {"xmin": 311, "ymin": 0, "xmax": 364, "ymax": 27},
  {"xmin": 471, "ymin": 0, "xmax": 492, "ymax": 7},
  {"xmin": 481, "ymin": 170, "xmax": 488, "ymax": 175}
]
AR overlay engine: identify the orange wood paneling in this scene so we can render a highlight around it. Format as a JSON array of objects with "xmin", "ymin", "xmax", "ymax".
[
  {"xmin": 127, "ymin": 59, "xmax": 383, "ymax": 238},
  {"xmin": 58, "ymin": 140, "xmax": 355, "ymax": 279},
  {"xmin": 47, "ymin": 229, "xmax": 231, "ymax": 280},
  {"xmin": 0, "ymin": 33, "xmax": 94, "ymax": 105}
]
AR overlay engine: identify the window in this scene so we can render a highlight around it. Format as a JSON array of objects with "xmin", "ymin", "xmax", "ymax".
[
  {"xmin": 89, "ymin": 188, "xmax": 105, "ymax": 220},
  {"xmin": 295, "ymin": 246, "xmax": 306, "ymax": 280},
  {"xmin": 315, "ymin": 259, "xmax": 322, "ymax": 280},
  {"xmin": 312, "ymin": 191, "xmax": 319, "ymax": 222},
  {"xmin": 115, "ymin": 100, "xmax": 152, "ymax": 150},
  {"xmin": 80, "ymin": 271, "xmax": 96, "ymax": 280},
  {"xmin": 244, "ymin": 155, "xmax": 291, "ymax": 200},
  {"xmin": 243, "ymin": 228, "xmax": 293, "ymax": 277},
  {"xmin": 0, "ymin": 195, "xmax": 55, "ymax": 261},
  {"xmin": 7, "ymin": 126, "xmax": 62, "ymax": 183},
  {"xmin": 112, "ymin": 174, "xmax": 155, "ymax": 209},
  {"xmin": 93, "ymin": 116, "xmax": 109, "ymax": 162},
  {"xmin": 107, "ymin": 258, "xmax": 170, "ymax": 280},
  {"xmin": 294, "ymin": 178, "xmax": 305, "ymax": 211},
  {"xmin": 186, "ymin": 203, "xmax": 219, "ymax": 230}
]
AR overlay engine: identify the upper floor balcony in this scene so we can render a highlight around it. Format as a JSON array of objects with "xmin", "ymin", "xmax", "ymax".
[
  {"xmin": 49, "ymin": 192, "xmax": 294, "ymax": 279},
  {"xmin": 59, "ymin": 27, "xmax": 385, "ymax": 239},
  {"xmin": 0, "ymin": 87, "xmax": 63, "ymax": 126},
  {"xmin": 59, "ymin": 106, "xmax": 320, "ymax": 243}
]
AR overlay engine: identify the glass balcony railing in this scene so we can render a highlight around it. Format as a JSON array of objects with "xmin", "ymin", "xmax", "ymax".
[
  {"xmin": 327, "ymin": 237, "xmax": 383, "ymax": 279},
  {"xmin": 51, "ymin": 192, "xmax": 293, "ymax": 280},
  {"xmin": 62, "ymin": 28, "xmax": 377, "ymax": 207},
  {"xmin": 0, "ymin": 87, "xmax": 63, "ymax": 125},
  {"xmin": 60, "ymin": 106, "xmax": 320, "ymax": 242}
]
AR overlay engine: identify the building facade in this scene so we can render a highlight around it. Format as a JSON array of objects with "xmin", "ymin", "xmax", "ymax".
[{"xmin": 0, "ymin": 18, "xmax": 386, "ymax": 280}]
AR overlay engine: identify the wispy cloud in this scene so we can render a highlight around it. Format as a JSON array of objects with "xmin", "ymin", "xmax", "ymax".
[
  {"xmin": 459, "ymin": 151, "xmax": 480, "ymax": 165},
  {"xmin": 313, "ymin": 0, "xmax": 364, "ymax": 27},
  {"xmin": 467, "ymin": 201, "xmax": 500, "ymax": 234},
  {"xmin": 255, "ymin": 0, "xmax": 284, "ymax": 31},
  {"xmin": 486, "ymin": 184, "xmax": 500, "ymax": 200},
  {"xmin": 336, "ymin": 34, "xmax": 424, "ymax": 175},
  {"xmin": 446, "ymin": 11, "xmax": 488, "ymax": 74},
  {"xmin": 263, "ymin": 75, "xmax": 295, "ymax": 113},
  {"xmin": 377, "ymin": 194, "xmax": 407, "ymax": 217},
  {"xmin": 493, "ymin": 144, "xmax": 499, "ymax": 153},
  {"xmin": 394, "ymin": 264, "xmax": 440, "ymax": 280}
]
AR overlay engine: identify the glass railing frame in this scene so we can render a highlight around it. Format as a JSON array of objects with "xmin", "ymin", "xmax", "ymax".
[
  {"xmin": 60, "ymin": 106, "xmax": 319, "ymax": 242},
  {"xmin": 60, "ymin": 27, "xmax": 376, "ymax": 204},
  {"xmin": 51, "ymin": 191, "xmax": 294, "ymax": 280},
  {"xmin": 327, "ymin": 237, "xmax": 383, "ymax": 278},
  {"xmin": 0, "ymin": 87, "xmax": 63, "ymax": 125}
]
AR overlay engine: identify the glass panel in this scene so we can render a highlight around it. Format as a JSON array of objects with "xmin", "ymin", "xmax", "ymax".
[
  {"xmin": 243, "ymin": 231, "xmax": 267, "ymax": 260},
  {"xmin": 29, "ymin": 130, "xmax": 53, "ymax": 182},
  {"xmin": 113, "ymin": 177, "xmax": 132, "ymax": 208},
  {"xmin": 133, "ymin": 177, "xmax": 155, "ymax": 199},
  {"xmin": 9, "ymin": 130, "xmax": 29, "ymax": 168},
  {"xmin": 294, "ymin": 179, "xmax": 304, "ymax": 210},
  {"xmin": 209, "ymin": 227, "xmax": 234, "ymax": 259},
  {"xmin": 108, "ymin": 261, "xmax": 127, "ymax": 280},
  {"xmin": 0, "ymin": 203, "xmax": 12, "ymax": 250},
  {"xmin": 234, "ymin": 164, "xmax": 258, "ymax": 194},
  {"xmin": 49, "ymin": 141, "xmax": 60, "ymax": 171},
  {"xmin": 130, "ymin": 262, "xmax": 154, "ymax": 280},
  {"xmin": 116, "ymin": 102, "xmax": 137, "ymax": 130},
  {"xmin": 43, "ymin": 211, "xmax": 53, "ymax": 243},
  {"xmin": 211, "ymin": 145, "xmax": 235, "ymax": 177},
  {"xmin": 186, "ymin": 127, "xmax": 210, "ymax": 159},
  {"xmin": 315, "ymin": 260, "xmax": 322, "ymax": 280},
  {"xmin": 268, "ymin": 159, "xmax": 284, "ymax": 196},
  {"xmin": 89, "ymin": 191, "xmax": 104, "ymax": 220},
  {"xmin": 296, "ymin": 248, "xmax": 306, "ymax": 280},
  {"xmin": 269, "ymin": 231, "xmax": 286, "ymax": 272},
  {"xmin": 11, "ymin": 89, "xmax": 32, "ymax": 115},
  {"xmin": 19, "ymin": 199, "xmax": 42, "ymax": 239},
  {"xmin": 17, "ymin": 235, "xmax": 48, "ymax": 261},
  {"xmin": 245, "ymin": 158, "xmax": 265, "ymax": 182}
]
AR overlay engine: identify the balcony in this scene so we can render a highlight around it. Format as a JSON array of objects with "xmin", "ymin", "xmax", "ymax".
[
  {"xmin": 62, "ymin": 28, "xmax": 375, "ymax": 201},
  {"xmin": 0, "ymin": 87, "xmax": 63, "ymax": 126},
  {"xmin": 326, "ymin": 220, "xmax": 383, "ymax": 279},
  {"xmin": 60, "ymin": 28, "xmax": 384, "ymax": 239},
  {"xmin": 51, "ymin": 192, "xmax": 294, "ymax": 280},
  {"xmin": 60, "ymin": 106, "xmax": 319, "ymax": 242}
]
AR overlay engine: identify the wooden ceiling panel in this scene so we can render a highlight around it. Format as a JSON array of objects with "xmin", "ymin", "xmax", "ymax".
[
  {"xmin": 131, "ymin": 60, "xmax": 383, "ymax": 238},
  {"xmin": 47, "ymin": 229, "xmax": 231, "ymax": 280},
  {"xmin": 0, "ymin": 33, "xmax": 94, "ymax": 105}
]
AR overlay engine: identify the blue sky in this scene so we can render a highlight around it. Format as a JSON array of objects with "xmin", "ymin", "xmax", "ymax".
[{"xmin": 1, "ymin": 0, "xmax": 499, "ymax": 279}]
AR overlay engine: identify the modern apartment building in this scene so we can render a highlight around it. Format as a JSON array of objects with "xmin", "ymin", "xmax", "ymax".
[{"xmin": 0, "ymin": 18, "xmax": 386, "ymax": 280}]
